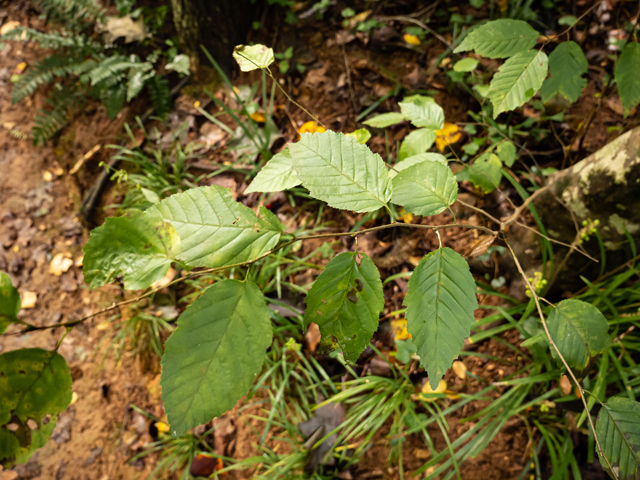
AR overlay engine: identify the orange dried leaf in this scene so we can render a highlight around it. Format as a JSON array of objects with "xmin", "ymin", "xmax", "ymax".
[
  {"xmin": 465, "ymin": 235, "xmax": 496, "ymax": 257},
  {"xmin": 250, "ymin": 111, "xmax": 266, "ymax": 123}
]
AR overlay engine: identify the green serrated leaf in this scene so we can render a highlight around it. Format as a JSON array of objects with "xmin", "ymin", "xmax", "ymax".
[
  {"xmin": 469, "ymin": 153, "xmax": 502, "ymax": 193},
  {"xmin": 362, "ymin": 112, "xmax": 405, "ymax": 128},
  {"xmin": 540, "ymin": 41, "xmax": 587, "ymax": 104},
  {"xmin": 391, "ymin": 161, "xmax": 458, "ymax": 217},
  {"xmin": 615, "ymin": 42, "xmax": 640, "ymax": 115},
  {"xmin": 398, "ymin": 128, "xmax": 436, "ymax": 161},
  {"xmin": 13, "ymin": 415, "xmax": 57, "ymax": 465},
  {"xmin": 547, "ymin": 299, "xmax": 611, "ymax": 370},
  {"xmin": 233, "ymin": 44, "xmax": 275, "ymax": 72},
  {"xmin": 150, "ymin": 186, "xmax": 282, "ymax": 268},
  {"xmin": 495, "ymin": 141, "xmax": 517, "ymax": 168},
  {"xmin": 288, "ymin": 131, "xmax": 392, "ymax": 213},
  {"xmin": 0, "ymin": 349, "xmax": 72, "ymax": 426},
  {"xmin": 454, "ymin": 19, "xmax": 539, "ymax": 59},
  {"xmin": 405, "ymin": 248, "xmax": 478, "ymax": 389},
  {"xmin": 258, "ymin": 206, "xmax": 285, "ymax": 232},
  {"xmin": 0, "ymin": 273, "xmax": 20, "ymax": 334},
  {"xmin": 595, "ymin": 396, "xmax": 640, "ymax": 480},
  {"xmin": 399, "ymin": 98, "xmax": 444, "ymax": 130},
  {"xmin": 161, "ymin": 279, "xmax": 272, "ymax": 436},
  {"xmin": 345, "ymin": 128, "xmax": 371, "ymax": 144},
  {"xmin": 304, "ymin": 252, "xmax": 384, "ymax": 362},
  {"xmin": 390, "ymin": 153, "xmax": 448, "ymax": 178},
  {"xmin": 245, "ymin": 148, "xmax": 301, "ymax": 193},
  {"xmin": 83, "ymin": 209, "xmax": 179, "ymax": 290},
  {"xmin": 489, "ymin": 50, "xmax": 548, "ymax": 118}
]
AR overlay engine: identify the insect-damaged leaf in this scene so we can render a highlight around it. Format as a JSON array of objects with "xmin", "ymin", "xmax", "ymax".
[
  {"xmin": 304, "ymin": 252, "xmax": 383, "ymax": 362},
  {"xmin": 83, "ymin": 209, "xmax": 179, "ymax": 290}
]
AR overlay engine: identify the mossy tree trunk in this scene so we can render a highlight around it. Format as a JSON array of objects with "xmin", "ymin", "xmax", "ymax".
[
  {"xmin": 507, "ymin": 126, "xmax": 640, "ymax": 294},
  {"xmin": 170, "ymin": 0, "xmax": 253, "ymax": 76}
]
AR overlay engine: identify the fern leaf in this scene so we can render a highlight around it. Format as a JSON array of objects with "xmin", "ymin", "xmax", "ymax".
[
  {"xmin": 11, "ymin": 54, "xmax": 96, "ymax": 104},
  {"xmin": 32, "ymin": 85, "xmax": 87, "ymax": 145},
  {"xmin": 1, "ymin": 27, "xmax": 101, "ymax": 52},
  {"xmin": 32, "ymin": 0, "xmax": 106, "ymax": 29},
  {"xmin": 148, "ymin": 75, "xmax": 172, "ymax": 119}
]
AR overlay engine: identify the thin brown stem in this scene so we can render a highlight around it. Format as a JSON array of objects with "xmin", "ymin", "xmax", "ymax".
[{"xmin": 505, "ymin": 240, "xmax": 616, "ymax": 478}]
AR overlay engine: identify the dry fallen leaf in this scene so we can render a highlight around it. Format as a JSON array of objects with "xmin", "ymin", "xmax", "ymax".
[
  {"xmin": 70, "ymin": 391, "xmax": 79, "ymax": 405},
  {"xmin": 151, "ymin": 267, "xmax": 176, "ymax": 290},
  {"xmin": 104, "ymin": 15, "xmax": 146, "ymax": 43},
  {"xmin": 391, "ymin": 318, "xmax": 412, "ymax": 341},
  {"xmin": 0, "ymin": 20, "xmax": 20, "ymax": 36},
  {"xmin": 465, "ymin": 235, "xmax": 496, "ymax": 257},
  {"xmin": 436, "ymin": 122, "xmax": 462, "ymax": 152},
  {"xmin": 50, "ymin": 253, "xmax": 74, "ymax": 276},
  {"xmin": 21, "ymin": 291, "xmax": 37, "ymax": 309},
  {"xmin": 559, "ymin": 375, "xmax": 572, "ymax": 396},
  {"xmin": 452, "ymin": 360, "xmax": 467, "ymax": 379},
  {"xmin": 14, "ymin": 62, "xmax": 26, "ymax": 75},
  {"xmin": 419, "ymin": 379, "xmax": 447, "ymax": 402},
  {"xmin": 403, "ymin": 33, "xmax": 421, "ymax": 45},
  {"xmin": 305, "ymin": 322, "xmax": 321, "ymax": 353}
]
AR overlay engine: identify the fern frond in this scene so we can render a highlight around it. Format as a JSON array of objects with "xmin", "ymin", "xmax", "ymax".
[
  {"xmin": 148, "ymin": 74, "xmax": 172, "ymax": 120},
  {"xmin": 1, "ymin": 27, "xmax": 102, "ymax": 52},
  {"xmin": 88, "ymin": 55, "xmax": 150, "ymax": 86},
  {"xmin": 32, "ymin": 84, "xmax": 87, "ymax": 145},
  {"xmin": 11, "ymin": 54, "xmax": 97, "ymax": 104},
  {"xmin": 32, "ymin": 0, "xmax": 106, "ymax": 29}
]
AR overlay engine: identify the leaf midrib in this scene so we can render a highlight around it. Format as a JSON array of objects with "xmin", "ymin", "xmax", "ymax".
[{"xmin": 604, "ymin": 405, "xmax": 640, "ymax": 467}]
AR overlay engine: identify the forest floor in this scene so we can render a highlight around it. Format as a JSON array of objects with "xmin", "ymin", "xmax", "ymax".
[{"xmin": 0, "ymin": 1, "xmax": 634, "ymax": 479}]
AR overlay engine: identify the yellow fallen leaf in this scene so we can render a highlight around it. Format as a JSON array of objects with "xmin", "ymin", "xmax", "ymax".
[
  {"xmin": 0, "ymin": 20, "xmax": 20, "ymax": 36},
  {"xmin": 435, "ymin": 122, "xmax": 462, "ymax": 152},
  {"xmin": 348, "ymin": 10, "xmax": 372, "ymax": 28},
  {"xmin": 420, "ymin": 379, "xmax": 447, "ymax": 401},
  {"xmin": 70, "ymin": 391, "xmax": 78, "ymax": 405},
  {"xmin": 193, "ymin": 100, "xmax": 201, "ymax": 108},
  {"xmin": 97, "ymin": 321, "xmax": 111, "ymax": 331},
  {"xmin": 151, "ymin": 266, "xmax": 176, "ymax": 289},
  {"xmin": 391, "ymin": 318, "xmax": 411, "ymax": 340},
  {"xmin": 13, "ymin": 245, "xmax": 19, "ymax": 253},
  {"xmin": 49, "ymin": 253, "xmax": 73, "ymax": 276},
  {"xmin": 445, "ymin": 390, "xmax": 460, "ymax": 400},
  {"xmin": 156, "ymin": 421, "xmax": 171, "ymax": 433},
  {"xmin": 403, "ymin": 33, "xmax": 421, "ymax": 46},
  {"xmin": 452, "ymin": 360, "xmax": 467, "ymax": 379},
  {"xmin": 14, "ymin": 62, "xmax": 26, "ymax": 74},
  {"xmin": 21, "ymin": 291, "xmax": 37, "ymax": 309},
  {"xmin": 250, "ymin": 111, "xmax": 266, "ymax": 123},
  {"xmin": 42, "ymin": 170, "xmax": 53, "ymax": 182},
  {"xmin": 74, "ymin": 255, "xmax": 84, "ymax": 268},
  {"xmin": 297, "ymin": 121, "xmax": 326, "ymax": 140},
  {"xmin": 397, "ymin": 207, "xmax": 413, "ymax": 224}
]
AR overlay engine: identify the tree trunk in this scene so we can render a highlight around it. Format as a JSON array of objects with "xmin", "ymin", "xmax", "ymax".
[
  {"xmin": 508, "ymin": 126, "xmax": 640, "ymax": 295},
  {"xmin": 170, "ymin": 0, "xmax": 254, "ymax": 76}
]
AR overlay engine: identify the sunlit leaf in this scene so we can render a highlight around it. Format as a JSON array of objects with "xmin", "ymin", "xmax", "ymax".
[
  {"xmin": 389, "ymin": 152, "xmax": 448, "ymax": 178},
  {"xmin": 0, "ymin": 272, "xmax": 20, "ymax": 334},
  {"xmin": 399, "ymin": 97, "xmax": 444, "ymax": 130},
  {"xmin": 398, "ymin": 128, "xmax": 436, "ymax": 161},
  {"xmin": 469, "ymin": 153, "xmax": 502, "ymax": 193},
  {"xmin": 245, "ymin": 148, "xmax": 301, "ymax": 193},
  {"xmin": 391, "ymin": 161, "xmax": 458, "ymax": 217},
  {"xmin": 233, "ymin": 44, "xmax": 274, "ymax": 72},
  {"xmin": 288, "ymin": 131, "xmax": 392, "ymax": 213},
  {"xmin": 345, "ymin": 128, "xmax": 371, "ymax": 144},
  {"xmin": 150, "ymin": 186, "xmax": 282, "ymax": 268},
  {"xmin": 83, "ymin": 209, "xmax": 179, "ymax": 290}
]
